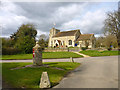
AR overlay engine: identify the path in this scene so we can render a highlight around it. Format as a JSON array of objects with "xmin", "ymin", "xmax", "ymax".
[
  {"xmin": 72, "ymin": 51, "xmax": 90, "ymax": 57},
  {"xmin": 1, "ymin": 58, "xmax": 80, "ymax": 63}
]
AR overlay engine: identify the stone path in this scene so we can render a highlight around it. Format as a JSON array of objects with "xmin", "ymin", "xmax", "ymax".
[{"xmin": 72, "ymin": 51, "xmax": 90, "ymax": 57}]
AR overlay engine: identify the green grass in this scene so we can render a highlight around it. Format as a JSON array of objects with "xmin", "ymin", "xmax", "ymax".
[
  {"xmin": 80, "ymin": 50, "xmax": 119, "ymax": 57},
  {"xmin": 2, "ymin": 52, "xmax": 83, "ymax": 60},
  {"xmin": 2, "ymin": 62, "xmax": 80, "ymax": 88}
]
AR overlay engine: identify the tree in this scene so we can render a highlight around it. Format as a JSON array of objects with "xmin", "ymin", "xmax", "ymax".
[
  {"xmin": 2, "ymin": 38, "xmax": 14, "ymax": 48},
  {"xmin": 95, "ymin": 37, "xmax": 105, "ymax": 48},
  {"xmin": 104, "ymin": 10, "xmax": 120, "ymax": 49},
  {"xmin": 104, "ymin": 35, "xmax": 118, "ymax": 50},
  {"xmin": 11, "ymin": 24, "xmax": 37, "ymax": 53},
  {"xmin": 38, "ymin": 34, "xmax": 49, "ymax": 50}
]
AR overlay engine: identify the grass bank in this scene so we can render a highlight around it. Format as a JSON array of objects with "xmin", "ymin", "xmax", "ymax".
[
  {"xmin": 2, "ymin": 52, "xmax": 83, "ymax": 60},
  {"xmin": 2, "ymin": 62, "xmax": 80, "ymax": 88},
  {"xmin": 80, "ymin": 50, "xmax": 119, "ymax": 57}
]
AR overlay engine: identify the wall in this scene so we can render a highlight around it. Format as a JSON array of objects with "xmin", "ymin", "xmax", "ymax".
[
  {"xmin": 44, "ymin": 48, "xmax": 68, "ymax": 52},
  {"xmin": 52, "ymin": 36, "xmax": 75, "ymax": 47}
]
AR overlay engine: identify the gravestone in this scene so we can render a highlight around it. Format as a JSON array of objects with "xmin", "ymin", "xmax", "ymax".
[
  {"xmin": 39, "ymin": 72, "xmax": 51, "ymax": 88},
  {"xmin": 33, "ymin": 41, "xmax": 42, "ymax": 66}
]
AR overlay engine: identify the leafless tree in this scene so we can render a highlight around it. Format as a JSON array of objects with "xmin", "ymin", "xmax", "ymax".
[{"xmin": 104, "ymin": 10, "xmax": 120, "ymax": 49}]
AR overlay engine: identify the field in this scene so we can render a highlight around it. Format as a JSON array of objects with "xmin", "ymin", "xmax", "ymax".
[
  {"xmin": 1, "ymin": 52, "xmax": 83, "ymax": 60},
  {"xmin": 80, "ymin": 50, "xmax": 119, "ymax": 57},
  {"xmin": 2, "ymin": 62, "xmax": 80, "ymax": 88}
]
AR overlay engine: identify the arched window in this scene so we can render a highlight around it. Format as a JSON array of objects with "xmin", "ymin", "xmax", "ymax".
[{"xmin": 69, "ymin": 40, "xmax": 72, "ymax": 45}]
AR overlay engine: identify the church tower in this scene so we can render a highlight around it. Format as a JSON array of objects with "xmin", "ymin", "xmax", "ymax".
[{"xmin": 48, "ymin": 28, "xmax": 60, "ymax": 47}]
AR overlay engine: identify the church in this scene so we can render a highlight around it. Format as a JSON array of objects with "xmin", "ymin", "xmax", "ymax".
[{"xmin": 48, "ymin": 28, "xmax": 95, "ymax": 48}]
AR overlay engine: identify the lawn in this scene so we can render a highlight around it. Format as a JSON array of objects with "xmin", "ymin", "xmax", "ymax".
[
  {"xmin": 80, "ymin": 50, "xmax": 119, "ymax": 57},
  {"xmin": 2, "ymin": 52, "xmax": 83, "ymax": 60},
  {"xmin": 2, "ymin": 62, "xmax": 80, "ymax": 88}
]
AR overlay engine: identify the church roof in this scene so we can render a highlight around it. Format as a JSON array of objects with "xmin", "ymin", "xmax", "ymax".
[
  {"xmin": 77, "ymin": 34, "xmax": 94, "ymax": 41},
  {"xmin": 53, "ymin": 30, "xmax": 79, "ymax": 37}
]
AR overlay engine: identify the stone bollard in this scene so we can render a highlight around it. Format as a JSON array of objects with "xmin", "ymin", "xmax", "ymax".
[
  {"xmin": 39, "ymin": 72, "xmax": 51, "ymax": 88},
  {"xmin": 33, "ymin": 41, "xmax": 42, "ymax": 66},
  {"xmin": 70, "ymin": 57, "xmax": 74, "ymax": 63}
]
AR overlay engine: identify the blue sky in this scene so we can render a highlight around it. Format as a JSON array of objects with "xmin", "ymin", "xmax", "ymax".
[{"xmin": 0, "ymin": 1, "xmax": 119, "ymax": 38}]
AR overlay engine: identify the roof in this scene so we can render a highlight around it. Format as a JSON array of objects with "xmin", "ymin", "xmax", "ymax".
[
  {"xmin": 53, "ymin": 30, "xmax": 79, "ymax": 37},
  {"xmin": 77, "ymin": 34, "xmax": 94, "ymax": 41}
]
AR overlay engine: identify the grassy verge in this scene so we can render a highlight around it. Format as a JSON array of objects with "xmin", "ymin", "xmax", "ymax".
[
  {"xmin": 80, "ymin": 50, "xmax": 119, "ymax": 57},
  {"xmin": 2, "ymin": 52, "xmax": 83, "ymax": 60},
  {"xmin": 2, "ymin": 62, "xmax": 80, "ymax": 88}
]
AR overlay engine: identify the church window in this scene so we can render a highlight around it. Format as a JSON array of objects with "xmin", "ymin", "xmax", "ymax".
[{"xmin": 69, "ymin": 40, "xmax": 72, "ymax": 45}]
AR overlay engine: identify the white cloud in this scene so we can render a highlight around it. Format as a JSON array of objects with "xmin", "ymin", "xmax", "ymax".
[
  {"xmin": 0, "ymin": 1, "xmax": 30, "ymax": 37},
  {"xmin": 53, "ymin": 3, "xmax": 87, "ymax": 23},
  {"xmin": 0, "ymin": 1, "xmax": 117, "ymax": 38},
  {"xmin": 36, "ymin": 30, "xmax": 49, "ymax": 40},
  {"xmin": 59, "ymin": 9, "xmax": 106, "ymax": 34}
]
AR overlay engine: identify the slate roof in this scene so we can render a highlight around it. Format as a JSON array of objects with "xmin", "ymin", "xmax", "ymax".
[
  {"xmin": 53, "ymin": 30, "xmax": 79, "ymax": 37},
  {"xmin": 77, "ymin": 34, "xmax": 94, "ymax": 41}
]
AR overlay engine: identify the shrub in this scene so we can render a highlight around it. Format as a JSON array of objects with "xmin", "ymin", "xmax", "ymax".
[
  {"xmin": 2, "ymin": 47, "xmax": 22, "ymax": 55},
  {"xmin": 68, "ymin": 46, "xmax": 74, "ymax": 48},
  {"xmin": 107, "ymin": 47, "xmax": 112, "ymax": 51},
  {"xmin": 81, "ymin": 47, "xmax": 87, "ymax": 51}
]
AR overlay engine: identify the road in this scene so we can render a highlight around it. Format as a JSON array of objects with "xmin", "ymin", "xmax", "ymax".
[
  {"xmin": 54, "ymin": 56, "xmax": 118, "ymax": 88},
  {"xmin": 1, "ymin": 56, "xmax": 118, "ymax": 88}
]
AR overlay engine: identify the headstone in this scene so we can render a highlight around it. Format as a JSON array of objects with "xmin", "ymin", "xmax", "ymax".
[
  {"xmin": 33, "ymin": 41, "xmax": 42, "ymax": 66},
  {"xmin": 39, "ymin": 72, "xmax": 51, "ymax": 88},
  {"xmin": 70, "ymin": 57, "xmax": 74, "ymax": 63}
]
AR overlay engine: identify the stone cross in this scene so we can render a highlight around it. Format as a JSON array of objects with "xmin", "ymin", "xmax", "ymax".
[
  {"xmin": 33, "ymin": 41, "xmax": 42, "ymax": 66},
  {"xmin": 39, "ymin": 72, "xmax": 51, "ymax": 88}
]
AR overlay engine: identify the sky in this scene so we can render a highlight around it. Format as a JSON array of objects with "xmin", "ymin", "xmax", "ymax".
[{"xmin": 0, "ymin": 0, "xmax": 118, "ymax": 39}]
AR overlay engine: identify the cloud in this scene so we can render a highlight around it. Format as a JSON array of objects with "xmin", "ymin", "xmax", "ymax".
[
  {"xmin": 59, "ymin": 9, "xmax": 106, "ymax": 34},
  {"xmin": 0, "ymin": 1, "xmax": 30, "ymax": 37},
  {"xmin": 0, "ymin": 1, "xmax": 117, "ymax": 38}
]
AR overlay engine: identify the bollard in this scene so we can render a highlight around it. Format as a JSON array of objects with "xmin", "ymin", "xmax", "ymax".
[
  {"xmin": 39, "ymin": 72, "xmax": 51, "ymax": 88},
  {"xmin": 70, "ymin": 57, "xmax": 74, "ymax": 63},
  {"xmin": 33, "ymin": 41, "xmax": 42, "ymax": 66}
]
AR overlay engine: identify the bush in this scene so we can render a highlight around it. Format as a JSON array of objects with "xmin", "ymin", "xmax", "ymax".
[
  {"xmin": 81, "ymin": 47, "xmax": 87, "ymax": 51},
  {"xmin": 68, "ymin": 46, "xmax": 74, "ymax": 48},
  {"xmin": 107, "ymin": 47, "xmax": 112, "ymax": 51},
  {"xmin": 2, "ymin": 47, "xmax": 22, "ymax": 55}
]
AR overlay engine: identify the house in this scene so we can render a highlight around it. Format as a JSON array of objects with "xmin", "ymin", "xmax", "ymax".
[{"xmin": 48, "ymin": 27, "xmax": 95, "ymax": 48}]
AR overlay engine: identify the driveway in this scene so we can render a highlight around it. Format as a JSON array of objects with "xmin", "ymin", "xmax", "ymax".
[
  {"xmin": 54, "ymin": 56, "xmax": 118, "ymax": 88},
  {"xmin": 1, "ymin": 56, "xmax": 118, "ymax": 88}
]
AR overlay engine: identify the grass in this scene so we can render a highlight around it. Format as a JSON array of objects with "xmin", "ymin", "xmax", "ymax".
[
  {"xmin": 80, "ymin": 50, "xmax": 119, "ymax": 57},
  {"xmin": 2, "ymin": 62, "xmax": 80, "ymax": 88},
  {"xmin": 1, "ymin": 52, "xmax": 83, "ymax": 60}
]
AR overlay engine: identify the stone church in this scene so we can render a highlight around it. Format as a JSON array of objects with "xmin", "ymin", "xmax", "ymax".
[{"xmin": 48, "ymin": 28, "xmax": 95, "ymax": 48}]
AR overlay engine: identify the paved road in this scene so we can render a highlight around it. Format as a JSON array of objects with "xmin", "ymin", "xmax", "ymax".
[
  {"xmin": 54, "ymin": 56, "xmax": 118, "ymax": 88},
  {"xmin": 1, "ymin": 58, "xmax": 77, "ymax": 63},
  {"xmin": 1, "ymin": 56, "xmax": 118, "ymax": 88}
]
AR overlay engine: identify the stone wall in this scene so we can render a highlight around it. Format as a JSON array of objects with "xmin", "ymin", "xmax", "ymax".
[
  {"xmin": 44, "ymin": 47, "xmax": 81, "ymax": 52},
  {"xmin": 44, "ymin": 48, "xmax": 69, "ymax": 52}
]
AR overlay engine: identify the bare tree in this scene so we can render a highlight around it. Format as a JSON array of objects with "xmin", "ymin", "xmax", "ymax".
[
  {"xmin": 104, "ymin": 10, "xmax": 120, "ymax": 49},
  {"xmin": 95, "ymin": 37, "xmax": 105, "ymax": 48}
]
